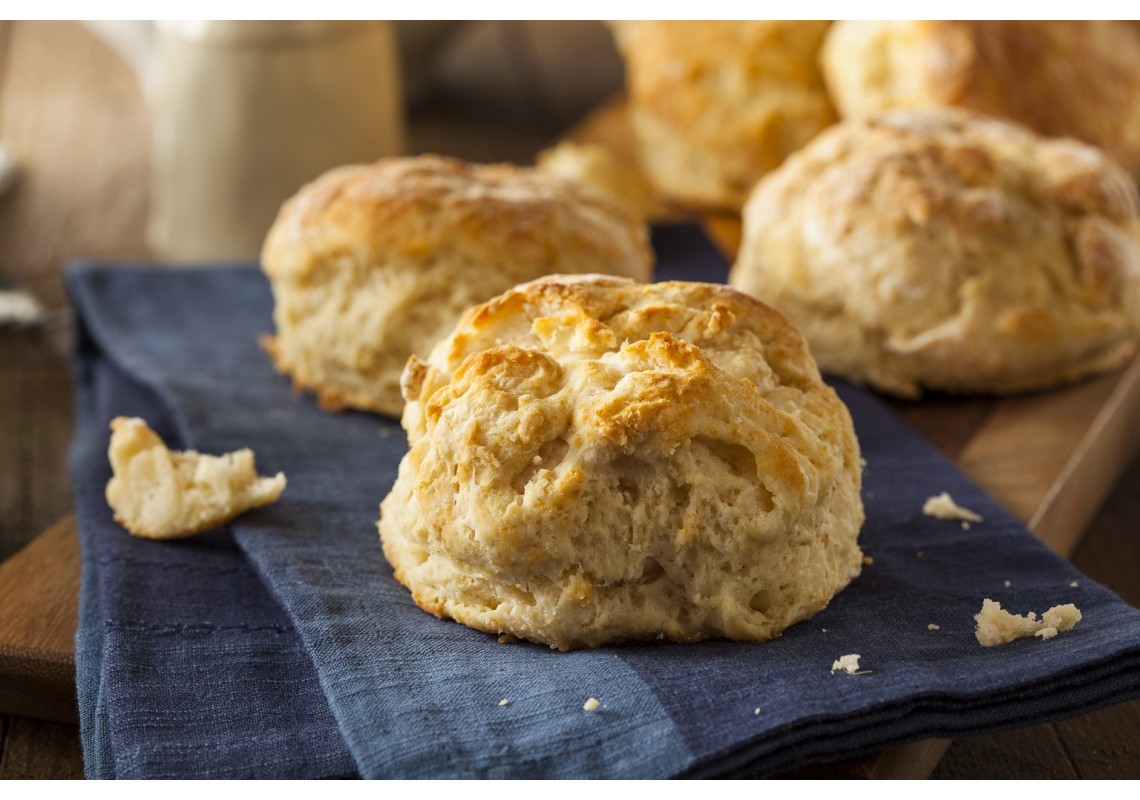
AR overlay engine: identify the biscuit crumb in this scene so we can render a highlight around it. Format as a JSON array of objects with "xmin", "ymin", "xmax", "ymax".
[
  {"xmin": 1004, "ymin": 580, "xmax": 1012, "ymax": 588},
  {"xmin": 961, "ymin": 521, "xmax": 971, "ymax": 530},
  {"xmin": 105, "ymin": 417, "xmax": 286, "ymax": 540},
  {"xmin": 915, "ymin": 550, "xmax": 924, "ymax": 559},
  {"xmin": 753, "ymin": 707, "xmax": 762, "ymax": 716},
  {"xmin": 1070, "ymin": 581, "xmax": 1079, "ymax": 588},
  {"xmin": 927, "ymin": 624, "xmax": 940, "ymax": 631},
  {"xmin": 498, "ymin": 698, "xmax": 510, "ymax": 707},
  {"xmin": 923, "ymin": 492, "xmax": 983, "ymax": 523},
  {"xmin": 497, "ymin": 634, "xmax": 519, "ymax": 644},
  {"xmin": 831, "ymin": 654, "xmax": 868, "ymax": 674},
  {"xmin": 863, "ymin": 555, "xmax": 874, "ymax": 566},
  {"xmin": 583, "ymin": 697, "xmax": 601, "ymax": 712},
  {"xmin": 974, "ymin": 598, "xmax": 1082, "ymax": 646}
]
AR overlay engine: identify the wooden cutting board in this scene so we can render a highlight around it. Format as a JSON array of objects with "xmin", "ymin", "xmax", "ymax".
[
  {"xmin": 3, "ymin": 98, "xmax": 1140, "ymax": 774},
  {"xmin": 0, "ymin": 517, "xmax": 81, "ymax": 724}
]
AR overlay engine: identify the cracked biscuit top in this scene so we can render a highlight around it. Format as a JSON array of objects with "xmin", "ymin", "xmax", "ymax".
[
  {"xmin": 379, "ymin": 275, "xmax": 864, "ymax": 650},
  {"xmin": 730, "ymin": 108, "xmax": 1140, "ymax": 397}
]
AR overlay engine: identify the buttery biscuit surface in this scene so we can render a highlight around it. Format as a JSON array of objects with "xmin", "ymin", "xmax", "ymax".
[
  {"xmin": 730, "ymin": 108, "xmax": 1140, "ymax": 397},
  {"xmin": 379, "ymin": 275, "xmax": 864, "ymax": 650}
]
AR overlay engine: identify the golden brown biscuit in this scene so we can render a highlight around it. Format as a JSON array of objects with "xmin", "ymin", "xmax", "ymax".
[
  {"xmin": 610, "ymin": 21, "xmax": 836, "ymax": 211},
  {"xmin": 379, "ymin": 275, "xmax": 864, "ymax": 650},
  {"xmin": 730, "ymin": 108, "xmax": 1140, "ymax": 397},
  {"xmin": 821, "ymin": 21, "xmax": 1140, "ymax": 178},
  {"xmin": 536, "ymin": 141, "xmax": 661, "ymax": 219},
  {"xmin": 261, "ymin": 156, "xmax": 653, "ymax": 417}
]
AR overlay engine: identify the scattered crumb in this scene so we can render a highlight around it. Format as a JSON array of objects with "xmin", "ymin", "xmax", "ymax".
[
  {"xmin": 821, "ymin": 628, "xmax": 828, "ymax": 633},
  {"xmin": 497, "ymin": 634, "xmax": 519, "ymax": 644},
  {"xmin": 1070, "ymin": 581, "xmax": 1079, "ymax": 588},
  {"xmin": 583, "ymin": 697, "xmax": 601, "ymax": 712},
  {"xmin": 923, "ymin": 492, "xmax": 983, "ymax": 523},
  {"xmin": 498, "ymin": 698, "xmax": 510, "ymax": 707},
  {"xmin": 862, "ymin": 555, "xmax": 874, "ymax": 566},
  {"xmin": 0, "ymin": 285, "xmax": 45, "ymax": 326},
  {"xmin": 915, "ymin": 550, "xmax": 924, "ymax": 559},
  {"xmin": 961, "ymin": 521, "xmax": 971, "ymax": 531},
  {"xmin": 831, "ymin": 654, "xmax": 869, "ymax": 675},
  {"xmin": 927, "ymin": 624, "xmax": 940, "ymax": 631},
  {"xmin": 753, "ymin": 707, "xmax": 762, "ymax": 716},
  {"xmin": 1004, "ymin": 580, "xmax": 1012, "ymax": 588},
  {"xmin": 974, "ymin": 598, "xmax": 1082, "ymax": 646},
  {"xmin": 104, "ymin": 417, "xmax": 286, "ymax": 540}
]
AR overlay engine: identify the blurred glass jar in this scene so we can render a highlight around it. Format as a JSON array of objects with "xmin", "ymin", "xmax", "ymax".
[{"xmin": 90, "ymin": 21, "xmax": 405, "ymax": 261}]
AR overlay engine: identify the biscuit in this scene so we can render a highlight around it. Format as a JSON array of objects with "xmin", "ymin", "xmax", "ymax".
[
  {"xmin": 261, "ymin": 155, "xmax": 652, "ymax": 417},
  {"xmin": 105, "ymin": 417, "xmax": 286, "ymax": 540},
  {"xmin": 536, "ymin": 141, "xmax": 660, "ymax": 219},
  {"xmin": 379, "ymin": 275, "xmax": 864, "ymax": 650},
  {"xmin": 610, "ymin": 21, "xmax": 836, "ymax": 211},
  {"xmin": 821, "ymin": 21, "xmax": 1140, "ymax": 179},
  {"xmin": 730, "ymin": 108, "xmax": 1140, "ymax": 397}
]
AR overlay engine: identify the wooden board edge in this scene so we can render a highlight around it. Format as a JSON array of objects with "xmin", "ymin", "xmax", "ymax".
[
  {"xmin": 0, "ymin": 514, "xmax": 81, "ymax": 721},
  {"xmin": 1028, "ymin": 352, "xmax": 1140, "ymax": 553}
]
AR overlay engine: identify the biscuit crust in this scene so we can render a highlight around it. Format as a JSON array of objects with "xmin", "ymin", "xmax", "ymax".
[
  {"xmin": 730, "ymin": 109, "xmax": 1140, "ymax": 397},
  {"xmin": 379, "ymin": 275, "xmax": 864, "ymax": 650},
  {"xmin": 261, "ymin": 156, "xmax": 653, "ymax": 417},
  {"xmin": 612, "ymin": 21, "xmax": 836, "ymax": 210},
  {"xmin": 821, "ymin": 21, "xmax": 1140, "ymax": 179}
]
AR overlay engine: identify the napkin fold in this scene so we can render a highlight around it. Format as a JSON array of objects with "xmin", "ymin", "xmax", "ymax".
[{"xmin": 69, "ymin": 224, "xmax": 1140, "ymax": 778}]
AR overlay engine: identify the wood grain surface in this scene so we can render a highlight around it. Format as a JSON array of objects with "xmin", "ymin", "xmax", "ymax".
[
  {"xmin": 0, "ymin": 20, "xmax": 1138, "ymax": 780},
  {"xmin": 0, "ymin": 518, "xmax": 79, "ymax": 725}
]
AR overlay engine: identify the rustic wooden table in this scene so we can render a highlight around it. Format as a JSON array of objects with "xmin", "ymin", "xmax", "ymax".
[{"xmin": 0, "ymin": 21, "xmax": 1137, "ymax": 779}]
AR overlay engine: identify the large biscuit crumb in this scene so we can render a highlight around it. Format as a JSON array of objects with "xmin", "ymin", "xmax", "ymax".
[
  {"xmin": 923, "ymin": 492, "xmax": 983, "ymax": 523},
  {"xmin": 974, "ymin": 598, "xmax": 1082, "ymax": 646},
  {"xmin": 105, "ymin": 417, "xmax": 286, "ymax": 540},
  {"xmin": 831, "ymin": 654, "xmax": 867, "ymax": 674}
]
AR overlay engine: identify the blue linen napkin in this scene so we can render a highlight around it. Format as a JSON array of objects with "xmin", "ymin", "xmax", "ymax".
[
  {"xmin": 71, "ymin": 296, "xmax": 359, "ymax": 779},
  {"xmin": 69, "ymin": 224, "xmax": 1140, "ymax": 778}
]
